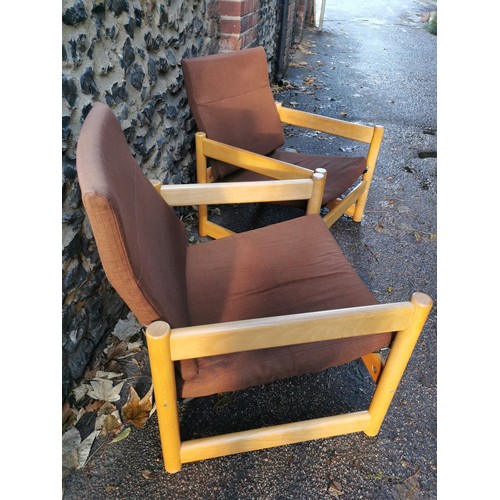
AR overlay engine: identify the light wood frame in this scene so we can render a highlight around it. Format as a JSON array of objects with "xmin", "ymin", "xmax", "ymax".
[
  {"xmin": 146, "ymin": 293, "xmax": 432, "ymax": 473},
  {"xmin": 147, "ymin": 178, "xmax": 431, "ymax": 473},
  {"xmin": 195, "ymin": 103, "xmax": 384, "ymax": 239}
]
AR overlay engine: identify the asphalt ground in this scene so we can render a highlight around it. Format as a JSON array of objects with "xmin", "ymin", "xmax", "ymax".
[{"xmin": 62, "ymin": 1, "xmax": 438, "ymax": 498}]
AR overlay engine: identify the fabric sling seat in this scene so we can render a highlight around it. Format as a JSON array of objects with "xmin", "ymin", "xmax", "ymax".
[
  {"xmin": 183, "ymin": 215, "xmax": 391, "ymax": 397},
  {"xmin": 76, "ymin": 102, "xmax": 432, "ymax": 473}
]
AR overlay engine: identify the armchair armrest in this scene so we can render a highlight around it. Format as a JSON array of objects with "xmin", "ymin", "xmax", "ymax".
[
  {"xmin": 151, "ymin": 171, "xmax": 326, "ymax": 215},
  {"xmin": 276, "ymin": 102, "xmax": 383, "ymax": 144},
  {"xmin": 168, "ymin": 300, "xmax": 417, "ymax": 360},
  {"xmin": 145, "ymin": 292, "xmax": 432, "ymax": 360},
  {"xmin": 196, "ymin": 132, "xmax": 313, "ymax": 180}
]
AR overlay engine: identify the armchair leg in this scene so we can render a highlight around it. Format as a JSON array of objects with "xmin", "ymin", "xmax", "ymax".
[
  {"xmin": 352, "ymin": 199, "xmax": 367, "ymax": 223},
  {"xmin": 145, "ymin": 321, "xmax": 182, "ymax": 473},
  {"xmin": 198, "ymin": 204, "xmax": 209, "ymax": 237},
  {"xmin": 353, "ymin": 125, "xmax": 384, "ymax": 222},
  {"xmin": 195, "ymin": 131, "xmax": 210, "ymax": 238},
  {"xmin": 364, "ymin": 292, "xmax": 433, "ymax": 436}
]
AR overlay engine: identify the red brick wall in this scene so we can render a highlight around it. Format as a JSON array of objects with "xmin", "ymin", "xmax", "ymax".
[
  {"xmin": 219, "ymin": 0, "xmax": 261, "ymax": 51},
  {"xmin": 216, "ymin": 0, "xmax": 309, "ymax": 80}
]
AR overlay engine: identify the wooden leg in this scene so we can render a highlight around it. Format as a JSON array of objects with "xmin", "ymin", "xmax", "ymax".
[
  {"xmin": 195, "ymin": 132, "xmax": 209, "ymax": 238},
  {"xmin": 145, "ymin": 321, "xmax": 182, "ymax": 473},
  {"xmin": 353, "ymin": 126, "xmax": 384, "ymax": 222},
  {"xmin": 364, "ymin": 292, "xmax": 433, "ymax": 436},
  {"xmin": 198, "ymin": 204, "xmax": 208, "ymax": 237}
]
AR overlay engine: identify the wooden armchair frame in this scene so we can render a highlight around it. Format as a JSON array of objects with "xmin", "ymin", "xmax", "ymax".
[
  {"xmin": 147, "ymin": 289, "xmax": 431, "ymax": 473},
  {"xmin": 182, "ymin": 47, "xmax": 384, "ymax": 239},
  {"xmin": 148, "ymin": 175, "xmax": 431, "ymax": 474},
  {"xmin": 195, "ymin": 105, "xmax": 384, "ymax": 240}
]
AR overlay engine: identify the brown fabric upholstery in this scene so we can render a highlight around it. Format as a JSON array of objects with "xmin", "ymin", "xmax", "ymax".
[
  {"xmin": 182, "ymin": 47, "xmax": 285, "ymax": 179},
  {"xmin": 180, "ymin": 215, "xmax": 392, "ymax": 397},
  {"xmin": 76, "ymin": 103, "xmax": 190, "ymax": 329}
]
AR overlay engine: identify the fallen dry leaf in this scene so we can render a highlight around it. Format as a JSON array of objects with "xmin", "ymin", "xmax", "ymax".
[
  {"xmin": 97, "ymin": 402, "xmax": 118, "ymax": 416},
  {"xmin": 297, "ymin": 44, "xmax": 316, "ymax": 55},
  {"xmin": 100, "ymin": 414, "xmax": 123, "ymax": 436},
  {"xmin": 394, "ymin": 471, "xmax": 421, "ymax": 497},
  {"xmin": 104, "ymin": 339, "xmax": 130, "ymax": 360},
  {"xmin": 289, "ymin": 61, "xmax": 308, "ymax": 68},
  {"xmin": 78, "ymin": 430, "xmax": 99, "ymax": 467},
  {"xmin": 71, "ymin": 383, "xmax": 89, "ymax": 402},
  {"xmin": 95, "ymin": 370, "xmax": 123, "ymax": 380},
  {"xmin": 121, "ymin": 384, "xmax": 154, "ymax": 429},
  {"xmin": 328, "ymin": 477, "xmax": 344, "ymax": 497},
  {"xmin": 87, "ymin": 379, "xmax": 125, "ymax": 403},
  {"xmin": 62, "ymin": 427, "xmax": 99, "ymax": 477},
  {"xmin": 95, "ymin": 402, "xmax": 122, "ymax": 435},
  {"xmin": 62, "ymin": 402, "xmax": 76, "ymax": 431},
  {"xmin": 85, "ymin": 399, "xmax": 105, "ymax": 413},
  {"xmin": 127, "ymin": 339, "xmax": 143, "ymax": 351}
]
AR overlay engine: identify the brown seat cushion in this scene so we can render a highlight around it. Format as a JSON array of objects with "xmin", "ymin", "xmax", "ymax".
[
  {"xmin": 221, "ymin": 150, "xmax": 367, "ymax": 206},
  {"xmin": 180, "ymin": 215, "xmax": 392, "ymax": 397},
  {"xmin": 182, "ymin": 47, "xmax": 285, "ymax": 179}
]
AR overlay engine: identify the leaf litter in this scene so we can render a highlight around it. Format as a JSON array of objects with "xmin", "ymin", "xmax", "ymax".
[{"xmin": 62, "ymin": 328, "xmax": 156, "ymax": 478}]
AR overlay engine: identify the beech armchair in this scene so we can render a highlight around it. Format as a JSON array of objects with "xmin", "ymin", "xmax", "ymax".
[
  {"xmin": 76, "ymin": 102, "xmax": 432, "ymax": 473},
  {"xmin": 182, "ymin": 47, "xmax": 384, "ymax": 239}
]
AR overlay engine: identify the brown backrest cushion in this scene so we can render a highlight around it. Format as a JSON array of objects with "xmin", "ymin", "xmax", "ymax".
[
  {"xmin": 182, "ymin": 47, "xmax": 285, "ymax": 179},
  {"xmin": 76, "ymin": 102, "xmax": 190, "ymax": 328}
]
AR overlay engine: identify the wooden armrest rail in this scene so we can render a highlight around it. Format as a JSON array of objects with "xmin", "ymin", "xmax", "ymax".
[
  {"xmin": 152, "ymin": 168, "xmax": 325, "ymax": 215},
  {"xmin": 168, "ymin": 301, "xmax": 416, "ymax": 360},
  {"xmin": 159, "ymin": 178, "xmax": 315, "ymax": 206},
  {"xmin": 199, "ymin": 134, "xmax": 313, "ymax": 180},
  {"xmin": 276, "ymin": 103, "xmax": 379, "ymax": 144}
]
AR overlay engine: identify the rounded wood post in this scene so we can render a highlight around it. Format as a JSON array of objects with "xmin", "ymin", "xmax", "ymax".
[
  {"xmin": 145, "ymin": 321, "xmax": 182, "ymax": 473},
  {"xmin": 306, "ymin": 168, "xmax": 326, "ymax": 215},
  {"xmin": 195, "ymin": 132, "xmax": 209, "ymax": 237},
  {"xmin": 364, "ymin": 292, "xmax": 433, "ymax": 436},
  {"xmin": 353, "ymin": 125, "xmax": 384, "ymax": 222}
]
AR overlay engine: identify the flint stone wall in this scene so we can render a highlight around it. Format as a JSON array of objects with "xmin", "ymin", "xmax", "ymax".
[{"xmin": 62, "ymin": 0, "xmax": 282, "ymax": 400}]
